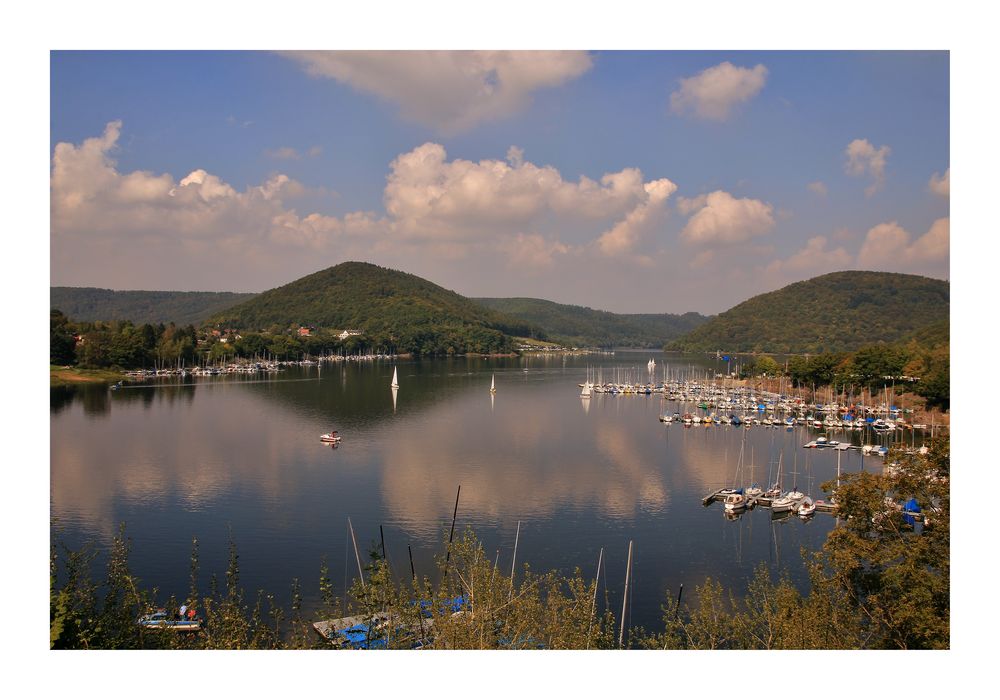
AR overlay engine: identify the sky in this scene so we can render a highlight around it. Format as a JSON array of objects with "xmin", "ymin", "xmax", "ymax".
[{"xmin": 49, "ymin": 51, "xmax": 949, "ymax": 314}]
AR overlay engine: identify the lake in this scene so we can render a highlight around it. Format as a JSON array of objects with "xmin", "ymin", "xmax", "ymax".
[{"xmin": 50, "ymin": 350, "xmax": 906, "ymax": 634}]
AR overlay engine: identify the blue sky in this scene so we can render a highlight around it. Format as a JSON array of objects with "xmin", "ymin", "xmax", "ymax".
[{"xmin": 50, "ymin": 51, "xmax": 949, "ymax": 313}]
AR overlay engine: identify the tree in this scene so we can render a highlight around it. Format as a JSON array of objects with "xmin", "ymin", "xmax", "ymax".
[{"xmin": 813, "ymin": 438, "xmax": 949, "ymax": 648}]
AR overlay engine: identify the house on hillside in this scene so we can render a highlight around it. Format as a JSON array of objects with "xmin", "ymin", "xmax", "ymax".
[{"xmin": 338, "ymin": 329, "xmax": 363, "ymax": 340}]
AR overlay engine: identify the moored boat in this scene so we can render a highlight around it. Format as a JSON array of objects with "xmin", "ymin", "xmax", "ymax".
[{"xmin": 138, "ymin": 610, "xmax": 203, "ymax": 631}]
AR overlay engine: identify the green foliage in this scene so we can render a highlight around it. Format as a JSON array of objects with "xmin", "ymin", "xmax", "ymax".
[
  {"xmin": 209, "ymin": 262, "xmax": 534, "ymax": 356},
  {"xmin": 813, "ymin": 438, "xmax": 950, "ymax": 649},
  {"xmin": 669, "ymin": 271, "xmax": 949, "ymax": 353},
  {"xmin": 50, "ymin": 287, "xmax": 257, "ymax": 326},
  {"xmin": 50, "ymin": 310, "xmax": 77, "ymax": 365},
  {"xmin": 50, "ymin": 442, "xmax": 948, "ymax": 649},
  {"xmin": 475, "ymin": 297, "xmax": 710, "ymax": 348}
]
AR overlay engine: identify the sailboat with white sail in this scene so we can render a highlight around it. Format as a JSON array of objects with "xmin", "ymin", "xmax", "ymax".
[
  {"xmin": 390, "ymin": 366, "xmax": 399, "ymax": 389},
  {"xmin": 490, "ymin": 373, "xmax": 496, "ymax": 394}
]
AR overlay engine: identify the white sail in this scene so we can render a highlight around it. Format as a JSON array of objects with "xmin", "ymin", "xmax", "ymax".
[
  {"xmin": 490, "ymin": 373, "xmax": 496, "ymax": 393},
  {"xmin": 391, "ymin": 366, "xmax": 399, "ymax": 389}
]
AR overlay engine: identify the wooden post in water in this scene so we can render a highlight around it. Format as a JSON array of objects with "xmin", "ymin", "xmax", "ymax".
[
  {"xmin": 348, "ymin": 517, "xmax": 365, "ymax": 590},
  {"xmin": 619, "ymin": 540, "xmax": 633, "ymax": 649},
  {"xmin": 674, "ymin": 583, "xmax": 684, "ymax": 619},
  {"xmin": 408, "ymin": 545, "xmax": 416, "ymax": 581}
]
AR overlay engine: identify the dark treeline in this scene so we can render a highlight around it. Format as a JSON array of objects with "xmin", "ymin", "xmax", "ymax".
[
  {"xmin": 51, "ymin": 440, "xmax": 949, "ymax": 650},
  {"xmin": 51, "ymin": 309, "xmax": 199, "ymax": 369},
  {"xmin": 51, "ymin": 308, "xmax": 517, "ymax": 370},
  {"xmin": 736, "ymin": 339, "xmax": 949, "ymax": 411}
]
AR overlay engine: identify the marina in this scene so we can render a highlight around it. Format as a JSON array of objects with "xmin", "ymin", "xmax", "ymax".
[{"xmin": 50, "ymin": 351, "xmax": 941, "ymax": 633}]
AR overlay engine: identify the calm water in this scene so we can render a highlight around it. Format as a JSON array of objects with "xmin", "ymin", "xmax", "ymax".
[{"xmin": 50, "ymin": 351, "xmax": 905, "ymax": 632}]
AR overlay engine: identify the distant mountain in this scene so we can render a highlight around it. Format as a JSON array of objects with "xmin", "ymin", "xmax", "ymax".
[
  {"xmin": 50, "ymin": 287, "xmax": 257, "ymax": 326},
  {"xmin": 209, "ymin": 262, "xmax": 544, "ymax": 354},
  {"xmin": 474, "ymin": 297, "xmax": 710, "ymax": 348},
  {"xmin": 667, "ymin": 271, "xmax": 949, "ymax": 354}
]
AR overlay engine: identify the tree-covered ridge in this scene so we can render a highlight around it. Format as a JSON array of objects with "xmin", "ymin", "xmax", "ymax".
[
  {"xmin": 209, "ymin": 262, "xmax": 545, "ymax": 355},
  {"xmin": 668, "ymin": 271, "xmax": 949, "ymax": 354},
  {"xmin": 474, "ymin": 297, "xmax": 710, "ymax": 348},
  {"xmin": 50, "ymin": 287, "xmax": 257, "ymax": 326}
]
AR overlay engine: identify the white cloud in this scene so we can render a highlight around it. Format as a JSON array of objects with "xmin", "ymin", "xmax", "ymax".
[
  {"xmin": 857, "ymin": 218, "xmax": 950, "ymax": 274},
  {"xmin": 763, "ymin": 236, "xmax": 852, "ymax": 278},
  {"xmin": 595, "ymin": 178, "xmax": 677, "ymax": 256},
  {"xmin": 51, "ymin": 122, "xmax": 683, "ymax": 289},
  {"xmin": 669, "ymin": 62, "xmax": 768, "ymax": 121},
  {"xmin": 807, "ymin": 181, "xmax": 828, "ymax": 197},
  {"xmin": 496, "ymin": 233, "xmax": 570, "ymax": 268},
  {"xmin": 928, "ymin": 168, "xmax": 950, "ymax": 197},
  {"xmin": 50, "ymin": 121, "xmax": 388, "ymax": 290},
  {"xmin": 679, "ymin": 190, "xmax": 775, "ymax": 245},
  {"xmin": 382, "ymin": 142, "xmax": 664, "ymax": 244},
  {"xmin": 845, "ymin": 138, "xmax": 891, "ymax": 196},
  {"xmin": 282, "ymin": 50, "xmax": 592, "ymax": 133}
]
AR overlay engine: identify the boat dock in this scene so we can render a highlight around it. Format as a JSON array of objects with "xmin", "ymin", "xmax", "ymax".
[{"xmin": 701, "ymin": 489, "xmax": 838, "ymax": 515}]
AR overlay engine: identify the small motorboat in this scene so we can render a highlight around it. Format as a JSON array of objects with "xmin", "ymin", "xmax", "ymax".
[
  {"xmin": 723, "ymin": 489, "xmax": 747, "ymax": 512},
  {"xmin": 797, "ymin": 497, "xmax": 816, "ymax": 517},
  {"xmin": 320, "ymin": 431, "xmax": 342, "ymax": 443},
  {"xmin": 137, "ymin": 609, "xmax": 203, "ymax": 631}
]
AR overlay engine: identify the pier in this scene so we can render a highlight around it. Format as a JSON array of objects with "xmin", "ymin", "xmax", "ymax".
[{"xmin": 701, "ymin": 489, "xmax": 838, "ymax": 515}]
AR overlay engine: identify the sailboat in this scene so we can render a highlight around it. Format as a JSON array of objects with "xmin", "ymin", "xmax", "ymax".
[
  {"xmin": 490, "ymin": 374, "xmax": 496, "ymax": 394},
  {"xmin": 390, "ymin": 366, "xmax": 399, "ymax": 389}
]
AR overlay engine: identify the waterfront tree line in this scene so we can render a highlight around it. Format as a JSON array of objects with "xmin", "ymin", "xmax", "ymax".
[
  {"xmin": 50, "ymin": 309, "xmax": 515, "ymax": 370},
  {"xmin": 736, "ymin": 340, "xmax": 950, "ymax": 411},
  {"xmin": 50, "ymin": 439, "xmax": 949, "ymax": 650}
]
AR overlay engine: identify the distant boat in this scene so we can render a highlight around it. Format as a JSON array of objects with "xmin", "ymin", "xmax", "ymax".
[
  {"xmin": 490, "ymin": 374, "xmax": 496, "ymax": 394},
  {"xmin": 391, "ymin": 366, "xmax": 399, "ymax": 389},
  {"xmin": 320, "ymin": 431, "xmax": 342, "ymax": 443}
]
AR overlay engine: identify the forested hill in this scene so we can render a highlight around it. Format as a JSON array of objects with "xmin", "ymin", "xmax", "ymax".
[
  {"xmin": 50, "ymin": 287, "xmax": 257, "ymax": 326},
  {"xmin": 474, "ymin": 297, "xmax": 710, "ymax": 348},
  {"xmin": 667, "ymin": 271, "xmax": 950, "ymax": 354},
  {"xmin": 209, "ymin": 262, "xmax": 544, "ymax": 354}
]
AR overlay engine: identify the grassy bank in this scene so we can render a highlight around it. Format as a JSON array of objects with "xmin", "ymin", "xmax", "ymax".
[{"xmin": 50, "ymin": 365, "xmax": 123, "ymax": 388}]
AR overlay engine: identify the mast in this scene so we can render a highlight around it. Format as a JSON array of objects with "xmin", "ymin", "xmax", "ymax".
[{"xmin": 619, "ymin": 540, "xmax": 633, "ymax": 648}]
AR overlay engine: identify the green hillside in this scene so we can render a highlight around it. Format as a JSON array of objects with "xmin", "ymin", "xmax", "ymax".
[
  {"xmin": 209, "ymin": 262, "xmax": 544, "ymax": 355},
  {"xmin": 667, "ymin": 271, "xmax": 949, "ymax": 354},
  {"xmin": 50, "ymin": 287, "xmax": 257, "ymax": 326},
  {"xmin": 474, "ymin": 297, "xmax": 709, "ymax": 348}
]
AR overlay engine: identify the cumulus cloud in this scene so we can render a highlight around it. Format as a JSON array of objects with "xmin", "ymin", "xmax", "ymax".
[
  {"xmin": 51, "ymin": 122, "xmax": 683, "ymax": 289},
  {"xmin": 50, "ymin": 120, "xmax": 388, "ymax": 289},
  {"xmin": 807, "ymin": 181, "xmax": 828, "ymax": 197},
  {"xmin": 282, "ymin": 50, "xmax": 592, "ymax": 133},
  {"xmin": 670, "ymin": 62, "xmax": 768, "ymax": 121},
  {"xmin": 382, "ymin": 142, "xmax": 666, "ymax": 246},
  {"xmin": 928, "ymin": 168, "xmax": 950, "ymax": 197},
  {"xmin": 763, "ymin": 236, "xmax": 852, "ymax": 278},
  {"xmin": 595, "ymin": 178, "xmax": 677, "ymax": 256},
  {"xmin": 845, "ymin": 138, "xmax": 891, "ymax": 196},
  {"xmin": 857, "ymin": 218, "xmax": 950, "ymax": 275},
  {"xmin": 496, "ymin": 233, "xmax": 570, "ymax": 268},
  {"xmin": 679, "ymin": 190, "xmax": 775, "ymax": 245}
]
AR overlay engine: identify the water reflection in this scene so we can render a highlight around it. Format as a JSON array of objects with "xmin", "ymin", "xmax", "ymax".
[{"xmin": 51, "ymin": 353, "xmax": 918, "ymax": 628}]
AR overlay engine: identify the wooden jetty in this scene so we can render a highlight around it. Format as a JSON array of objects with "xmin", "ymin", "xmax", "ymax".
[{"xmin": 702, "ymin": 489, "xmax": 839, "ymax": 516}]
